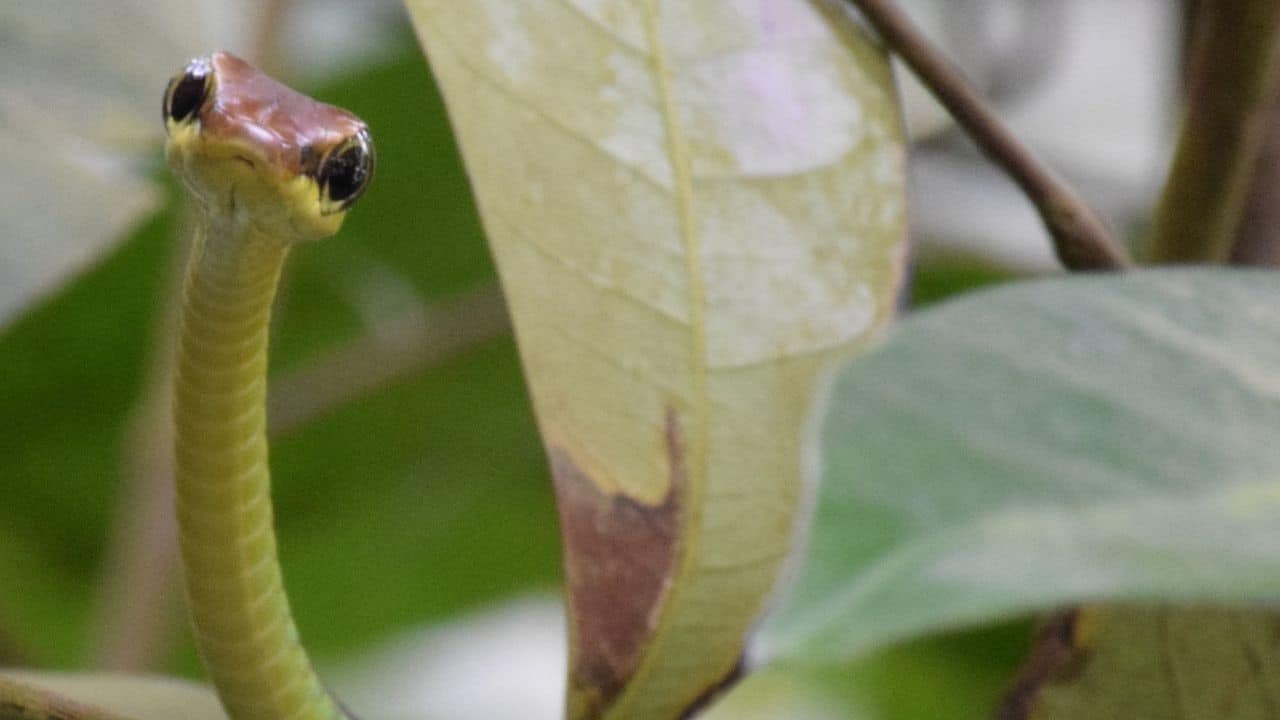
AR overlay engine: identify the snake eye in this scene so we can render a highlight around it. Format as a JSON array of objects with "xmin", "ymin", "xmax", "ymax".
[
  {"xmin": 165, "ymin": 58, "xmax": 212, "ymax": 124},
  {"xmin": 317, "ymin": 128, "xmax": 374, "ymax": 208}
]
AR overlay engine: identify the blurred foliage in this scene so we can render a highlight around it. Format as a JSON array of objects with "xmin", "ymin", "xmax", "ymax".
[
  {"xmin": 910, "ymin": 254, "xmax": 1018, "ymax": 308},
  {"xmin": 0, "ymin": 199, "xmax": 176, "ymax": 665},
  {"xmin": 0, "ymin": 36, "xmax": 561, "ymax": 674},
  {"xmin": 0, "ymin": 0, "xmax": 198, "ymax": 328},
  {"xmin": 0, "ymin": 13, "xmax": 1046, "ymax": 720},
  {"xmin": 827, "ymin": 622, "xmax": 1031, "ymax": 720},
  {"xmin": 0, "ymin": 20, "xmax": 1039, "ymax": 712}
]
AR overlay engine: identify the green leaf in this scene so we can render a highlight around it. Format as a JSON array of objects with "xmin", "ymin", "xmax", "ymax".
[
  {"xmin": 404, "ymin": 2, "xmax": 908, "ymax": 718},
  {"xmin": 765, "ymin": 269, "xmax": 1280, "ymax": 665}
]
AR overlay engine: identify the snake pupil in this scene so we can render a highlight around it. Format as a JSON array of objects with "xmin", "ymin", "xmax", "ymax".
[
  {"xmin": 167, "ymin": 65, "xmax": 210, "ymax": 124},
  {"xmin": 318, "ymin": 131, "xmax": 374, "ymax": 207}
]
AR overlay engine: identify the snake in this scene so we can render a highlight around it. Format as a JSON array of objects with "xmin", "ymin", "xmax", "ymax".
[
  {"xmin": 0, "ymin": 51, "xmax": 373, "ymax": 720},
  {"xmin": 164, "ymin": 52, "xmax": 372, "ymax": 720}
]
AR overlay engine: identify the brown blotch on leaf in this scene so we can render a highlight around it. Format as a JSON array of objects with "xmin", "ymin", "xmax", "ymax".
[
  {"xmin": 551, "ymin": 407, "xmax": 686, "ymax": 716},
  {"xmin": 995, "ymin": 609, "xmax": 1090, "ymax": 720}
]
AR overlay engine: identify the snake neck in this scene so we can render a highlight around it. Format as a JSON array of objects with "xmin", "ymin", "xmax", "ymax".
[{"xmin": 174, "ymin": 212, "xmax": 343, "ymax": 720}]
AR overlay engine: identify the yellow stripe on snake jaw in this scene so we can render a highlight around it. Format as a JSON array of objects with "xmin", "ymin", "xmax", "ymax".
[{"xmin": 164, "ymin": 52, "xmax": 373, "ymax": 720}]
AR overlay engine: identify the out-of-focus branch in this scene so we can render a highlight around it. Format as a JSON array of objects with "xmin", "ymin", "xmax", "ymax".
[
  {"xmin": 1178, "ymin": 0, "xmax": 1280, "ymax": 265},
  {"xmin": 89, "ymin": 214, "xmax": 189, "ymax": 671},
  {"xmin": 1147, "ymin": 0, "xmax": 1280, "ymax": 263},
  {"xmin": 268, "ymin": 283, "xmax": 511, "ymax": 436},
  {"xmin": 1180, "ymin": 0, "xmax": 1205, "ymax": 84},
  {"xmin": 90, "ymin": 279, "xmax": 509, "ymax": 668},
  {"xmin": 1229, "ymin": 80, "xmax": 1280, "ymax": 265},
  {"xmin": 91, "ymin": 370, "xmax": 183, "ymax": 671},
  {"xmin": 838, "ymin": 0, "xmax": 1132, "ymax": 271},
  {"xmin": 251, "ymin": 0, "xmax": 293, "ymax": 77}
]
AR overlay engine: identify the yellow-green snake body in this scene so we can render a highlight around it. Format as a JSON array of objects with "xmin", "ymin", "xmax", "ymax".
[{"xmin": 164, "ymin": 52, "xmax": 373, "ymax": 720}]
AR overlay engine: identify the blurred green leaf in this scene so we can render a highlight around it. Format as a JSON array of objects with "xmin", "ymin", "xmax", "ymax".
[
  {"xmin": 0, "ymin": 207, "xmax": 177, "ymax": 665},
  {"xmin": 911, "ymin": 256, "xmax": 1019, "ymax": 308},
  {"xmin": 765, "ymin": 269, "xmax": 1280, "ymax": 664}
]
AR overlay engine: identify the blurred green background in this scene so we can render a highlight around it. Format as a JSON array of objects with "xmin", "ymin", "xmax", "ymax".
[
  {"xmin": 0, "ymin": 3, "xmax": 1074, "ymax": 718},
  {"xmin": 0, "ymin": 24, "xmax": 565, "ymax": 672}
]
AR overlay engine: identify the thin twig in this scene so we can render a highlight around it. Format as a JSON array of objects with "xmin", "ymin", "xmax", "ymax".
[
  {"xmin": 268, "ymin": 283, "xmax": 511, "ymax": 436},
  {"xmin": 1229, "ymin": 78, "xmax": 1280, "ymax": 266},
  {"xmin": 89, "ymin": 212, "xmax": 190, "ymax": 671},
  {"xmin": 1180, "ymin": 0, "xmax": 1206, "ymax": 85},
  {"xmin": 1147, "ymin": 0, "xmax": 1280, "ymax": 263},
  {"xmin": 90, "ymin": 381, "xmax": 183, "ymax": 671},
  {"xmin": 89, "ymin": 280, "xmax": 509, "ymax": 668},
  {"xmin": 839, "ymin": 0, "xmax": 1132, "ymax": 271},
  {"xmin": 250, "ymin": 0, "xmax": 293, "ymax": 77}
]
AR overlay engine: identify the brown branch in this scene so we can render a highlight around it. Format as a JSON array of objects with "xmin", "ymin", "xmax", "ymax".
[
  {"xmin": 1147, "ymin": 0, "xmax": 1280, "ymax": 263},
  {"xmin": 268, "ymin": 283, "xmax": 510, "ymax": 436},
  {"xmin": 90, "ymin": 387, "xmax": 184, "ymax": 672},
  {"xmin": 1229, "ymin": 71, "xmax": 1280, "ymax": 265},
  {"xmin": 994, "ymin": 610, "xmax": 1081, "ymax": 720},
  {"xmin": 839, "ymin": 0, "xmax": 1132, "ymax": 272},
  {"xmin": 1180, "ymin": 0, "xmax": 1206, "ymax": 84},
  {"xmin": 250, "ymin": 0, "xmax": 293, "ymax": 77},
  {"xmin": 89, "ymin": 216, "xmax": 189, "ymax": 671}
]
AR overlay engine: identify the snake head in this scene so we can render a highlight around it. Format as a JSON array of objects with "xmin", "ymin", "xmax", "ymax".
[{"xmin": 163, "ymin": 52, "xmax": 374, "ymax": 242}]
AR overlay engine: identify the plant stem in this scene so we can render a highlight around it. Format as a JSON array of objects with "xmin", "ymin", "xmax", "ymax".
[
  {"xmin": 1229, "ymin": 76, "xmax": 1280, "ymax": 265},
  {"xmin": 1147, "ymin": 0, "xmax": 1280, "ymax": 263},
  {"xmin": 90, "ymin": 282, "xmax": 506, "ymax": 671},
  {"xmin": 839, "ymin": 0, "xmax": 1131, "ymax": 271},
  {"xmin": 90, "ymin": 221, "xmax": 188, "ymax": 671},
  {"xmin": 251, "ymin": 0, "xmax": 293, "ymax": 76},
  {"xmin": 268, "ymin": 283, "xmax": 509, "ymax": 435}
]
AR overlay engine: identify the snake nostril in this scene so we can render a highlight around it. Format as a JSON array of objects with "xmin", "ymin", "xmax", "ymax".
[{"xmin": 300, "ymin": 145, "xmax": 321, "ymax": 175}]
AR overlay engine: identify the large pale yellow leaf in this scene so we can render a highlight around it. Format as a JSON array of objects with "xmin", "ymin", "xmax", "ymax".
[{"xmin": 405, "ymin": 2, "xmax": 907, "ymax": 718}]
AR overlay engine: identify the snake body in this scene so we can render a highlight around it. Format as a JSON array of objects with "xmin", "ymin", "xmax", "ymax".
[{"xmin": 164, "ymin": 52, "xmax": 373, "ymax": 720}]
